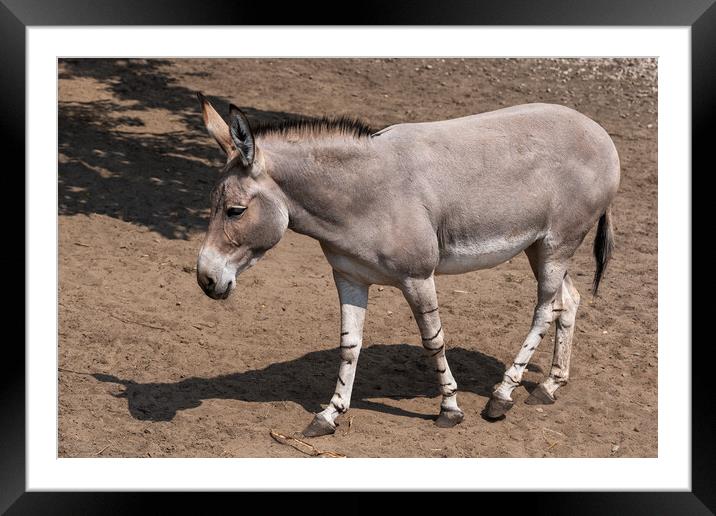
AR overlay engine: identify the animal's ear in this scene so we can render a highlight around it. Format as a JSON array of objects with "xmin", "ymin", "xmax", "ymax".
[
  {"xmin": 229, "ymin": 104, "xmax": 255, "ymax": 167},
  {"xmin": 197, "ymin": 92, "xmax": 234, "ymax": 156}
]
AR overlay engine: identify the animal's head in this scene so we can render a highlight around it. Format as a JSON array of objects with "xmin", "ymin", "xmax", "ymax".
[{"xmin": 195, "ymin": 93, "xmax": 288, "ymax": 300}]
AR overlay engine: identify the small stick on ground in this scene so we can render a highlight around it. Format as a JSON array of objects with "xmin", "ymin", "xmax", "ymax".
[
  {"xmin": 109, "ymin": 314, "xmax": 167, "ymax": 331},
  {"xmin": 192, "ymin": 322, "xmax": 216, "ymax": 330},
  {"xmin": 100, "ymin": 310, "xmax": 168, "ymax": 331},
  {"xmin": 269, "ymin": 429, "xmax": 345, "ymax": 458},
  {"xmin": 58, "ymin": 367, "xmax": 93, "ymax": 376},
  {"xmin": 74, "ymin": 242, "xmax": 91, "ymax": 247},
  {"xmin": 542, "ymin": 427, "xmax": 567, "ymax": 438},
  {"xmin": 95, "ymin": 442, "xmax": 111, "ymax": 456},
  {"xmin": 541, "ymin": 428, "xmax": 563, "ymax": 450}
]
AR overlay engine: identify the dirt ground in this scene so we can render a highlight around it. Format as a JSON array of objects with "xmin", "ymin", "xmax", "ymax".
[{"xmin": 58, "ymin": 58, "xmax": 657, "ymax": 458}]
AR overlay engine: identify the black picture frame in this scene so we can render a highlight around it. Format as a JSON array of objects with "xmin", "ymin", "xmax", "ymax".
[{"xmin": 5, "ymin": 0, "xmax": 712, "ymax": 513}]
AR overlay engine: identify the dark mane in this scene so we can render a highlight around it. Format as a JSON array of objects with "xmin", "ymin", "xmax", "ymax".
[{"xmin": 251, "ymin": 115, "xmax": 377, "ymax": 140}]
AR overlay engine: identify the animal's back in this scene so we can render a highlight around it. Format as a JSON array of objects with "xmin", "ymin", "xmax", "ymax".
[
  {"xmin": 373, "ymin": 103, "xmax": 620, "ymax": 274},
  {"xmin": 376, "ymin": 103, "xmax": 619, "ymax": 189}
]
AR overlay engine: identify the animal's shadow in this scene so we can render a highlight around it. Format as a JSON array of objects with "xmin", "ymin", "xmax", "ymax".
[
  {"xmin": 58, "ymin": 58, "xmax": 374, "ymax": 240},
  {"xmin": 93, "ymin": 344, "xmax": 507, "ymax": 422}
]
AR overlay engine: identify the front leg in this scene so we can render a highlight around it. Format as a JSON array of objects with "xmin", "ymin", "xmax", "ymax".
[
  {"xmin": 401, "ymin": 275, "xmax": 464, "ymax": 428},
  {"xmin": 303, "ymin": 270, "xmax": 368, "ymax": 437}
]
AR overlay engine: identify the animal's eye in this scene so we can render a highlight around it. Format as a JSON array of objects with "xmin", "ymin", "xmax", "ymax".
[{"xmin": 226, "ymin": 206, "xmax": 246, "ymax": 218}]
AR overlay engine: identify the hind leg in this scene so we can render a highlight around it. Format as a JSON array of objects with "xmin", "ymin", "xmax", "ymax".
[
  {"xmin": 485, "ymin": 250, "xmax": 568, "ymax": 419},
  {"xmin": 526, "ymin": 273, "xmax": 581, "ymax": 404}
]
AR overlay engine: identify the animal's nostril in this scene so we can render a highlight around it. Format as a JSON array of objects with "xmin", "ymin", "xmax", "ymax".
[{"xmin": 197, "ymin": 270, "xmax": 216, "ymax": 292}]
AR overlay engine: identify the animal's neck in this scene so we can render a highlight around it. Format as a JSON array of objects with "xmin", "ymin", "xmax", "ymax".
[{"xmin": 260, "ymin": 137, "xmax": 378, "ymax": 245}]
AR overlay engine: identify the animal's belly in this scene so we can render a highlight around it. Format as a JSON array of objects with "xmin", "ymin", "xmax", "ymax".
[{"xmin": 435, "ymin": 232, "xmax": 538, "ymax": 275}]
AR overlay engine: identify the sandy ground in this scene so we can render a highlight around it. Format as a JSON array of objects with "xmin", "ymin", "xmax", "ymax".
[{"xmin": 58, "ymin": 58, "xmax": 657, "ymax": 458}]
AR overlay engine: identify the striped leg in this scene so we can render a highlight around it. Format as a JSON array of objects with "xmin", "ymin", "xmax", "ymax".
[
  {"xmin": 402, "ymin": 276, "xmax": 464, "ymax": 427},
  {"xmin": 303, "ymin": 270, "xmax": 368, "ymax": 437},
  {"xmin": 526, "ymin": 273, "xmax": 581, "ymax": 404},
  {"xmin": 486, "ymin": 259, "xmax": 567, "ymax": 419}
]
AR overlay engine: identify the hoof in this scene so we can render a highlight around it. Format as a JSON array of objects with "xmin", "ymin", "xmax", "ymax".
[
  {"xmin": 302, "ymin": 415, "xmax": 336, "ymax": 437},
  {"xmin": 435, "ymin": 408, "xmax": 464, "ymax": 428},
  {"xmin": 525, "ymin": 384, "xmax": 556, "ymax": 405},
  {"xmin": 484, "ymin": 396, "xmax": 514, "ymax": 419}
]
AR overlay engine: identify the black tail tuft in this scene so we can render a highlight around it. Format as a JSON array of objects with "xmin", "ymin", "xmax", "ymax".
[{"xmin": 592, "ymin": 208, "xmax": 615, "ymax": 296}]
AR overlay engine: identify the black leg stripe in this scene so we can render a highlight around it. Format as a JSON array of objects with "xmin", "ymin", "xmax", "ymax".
[
  {"xmin": 430, "ymin": 344, "xmax": 445, "ymax": 357},
  {"xmin": 420, "ymin": 307, "xmax": 439, "ymax": 315},
  {"xmin": 340, "ymin": 331, "xmax": 349, "ymax": 336},
  {"xmin": 341, "ymin": 344, "xmax": 359, "ymax": 349},
  {"xmin": 435, "ymin": 367, "xmax": 446, "ymax": 373},
  {"xmin": 338, "ymin": 375, "xmax": 345, "ymax": 386},
  {"xmin": 330, "ymin": 401, "xmax": 347, "ymax": 413},
  {"xmin": 421, "ymin": 325, "xmax": 442, "ymax": 342}
]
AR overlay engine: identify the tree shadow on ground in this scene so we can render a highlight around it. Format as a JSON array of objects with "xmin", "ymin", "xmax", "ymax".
[
  {"xmin": 92, "ymin": 343, "xmax": 505, "ymax": 422},
  {"xmin": 58, "ymin": 58, "xmax": 330, "ymax": 239}
]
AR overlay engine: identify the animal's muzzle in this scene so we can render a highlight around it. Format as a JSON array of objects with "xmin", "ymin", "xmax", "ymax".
[{"xmin": 197, "ymin": 268, "xmax": 233, "ymax": 300}]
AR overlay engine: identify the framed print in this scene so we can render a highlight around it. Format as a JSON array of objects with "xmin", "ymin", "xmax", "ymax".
[{"xmin": 5, "ymin": 0, "xmax": 713, "ymax": 513}]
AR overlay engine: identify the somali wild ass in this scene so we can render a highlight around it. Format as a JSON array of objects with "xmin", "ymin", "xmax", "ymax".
[{"xmin": 195, "ymin": 93, "xmax": 619, "ymax": 437}]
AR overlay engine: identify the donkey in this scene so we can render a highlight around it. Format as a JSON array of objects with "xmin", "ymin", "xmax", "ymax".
[{"xmin": 194, "ymin": 92, "xmax": 619, "ymax": 437}]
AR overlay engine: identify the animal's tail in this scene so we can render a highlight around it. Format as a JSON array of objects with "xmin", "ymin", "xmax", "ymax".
[{"xmin": 592, "ymin": 207, "xmax": 615, "ymax": 297}]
